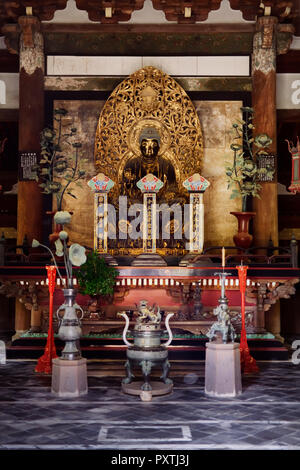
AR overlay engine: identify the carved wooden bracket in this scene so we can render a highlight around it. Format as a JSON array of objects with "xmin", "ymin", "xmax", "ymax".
[
  {"xmin": 0, "ymin": 1, "xmax": 67, "ymax": 22},
  {"xmin": 166, "ymin": 281, "xmax": 194, "ymax": 305},
  {"xmin": 75, "ymin": 0, "xmax": 145, "ymax": 23},
  {"xmin": 254, "ymin": 14, "xmax": 294, "ymax": 57},
  {"xmin": 262, "ymin": 279, "xmax": 299, "ymax": 311},
  {"xmin": 229, "ymin": 1, "xmax": 295, "ymax": 21},
  {"xmin": 18, "ymin": 15, "xmax": 42, "ymax": 48},
  {"xmin": 1, "ymin": 24, "xmax": 20, "ymax": 55},
  {"xmin": 258, "ymin": 16, "xmax": 278, "ymax": 48},
  {"xmin": 0, "ymin": 280, "xmax": 48, "ymax": 312},
  {"xmin": 2, "ymin": 16, "xmax": 43, "ymax": 54},
  {"xmin": 113, "ymin": 286, "xmax": 130, "ymax": 303},
  {"xmin": 152, "ymin": 0, "xmax": 222, "ymax": 23},
  {"xmin": 277, "ymin": 22, "xmax": 295, "ymax": 54}
]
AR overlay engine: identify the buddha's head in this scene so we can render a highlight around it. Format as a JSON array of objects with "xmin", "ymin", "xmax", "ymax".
[
  {"xmin": 140, "ymin": 138, "xmax": 159, "ymax": 160},
  {"xmin": 139, "ymin": 127, "xmax": 160, "ymax": 163}
]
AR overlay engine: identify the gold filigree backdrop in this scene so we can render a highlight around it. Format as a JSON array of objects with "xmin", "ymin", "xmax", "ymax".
[
  {"xmin": 52, "ymin": 98, "xmax": 242, "ymax": 250},
  {"xmin": 94, "ymin": 66, "xmax": 203, "ymax": 202}
]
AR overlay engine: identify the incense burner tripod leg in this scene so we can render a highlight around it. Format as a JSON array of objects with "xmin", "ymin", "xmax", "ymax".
[
  {"xmin": 140, "ymin": 360, "xmax": 153, "ymax": 391},
  {"xmin": 161, "ymin": 359, "xmax": 173, "ymax": 385},
  {"xmin": 122, "ymin": 360, "xmax": 135, "ymax": 385}
]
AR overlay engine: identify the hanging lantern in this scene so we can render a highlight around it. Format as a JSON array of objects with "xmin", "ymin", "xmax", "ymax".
[{"xmin": 286, "ymin": 137, "xmax": 300, "ymax": 194}]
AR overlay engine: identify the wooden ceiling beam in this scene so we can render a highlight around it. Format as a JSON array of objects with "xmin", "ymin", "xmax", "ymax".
[
  {"xmin": 151, "ymin": 0, "xmax": 222, "ymax": 23},
  {"xmin": 0, "ymin": 0, "xmax": 68, "ymax": 23},
  {"xmin": 229, "ymin": 0, "xmax": 296, "ymax": 22},
  {"xmin": 75, "ymin": 0, "xmax": 145, "ymax": 23},
  {"xmin": 0, "ymin": 1, "xmax": 298, "ymax": 34}
]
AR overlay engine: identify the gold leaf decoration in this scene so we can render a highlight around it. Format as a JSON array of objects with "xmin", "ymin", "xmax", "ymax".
[{"xmin": 94, "ymin": 66, "xmax": 203, "ymax": 199}]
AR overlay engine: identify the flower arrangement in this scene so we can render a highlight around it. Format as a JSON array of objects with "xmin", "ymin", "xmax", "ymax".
[
  {"xmin": 34, "ymin": 108, "xmax": 88, "ymax": 211},
  {"xmin": 225, "ymin": 107, "xmax": 273, "ymax": 212},
  {"xmin": 32, "ymin": 211, "xmax": 87, "ymax": 287}
]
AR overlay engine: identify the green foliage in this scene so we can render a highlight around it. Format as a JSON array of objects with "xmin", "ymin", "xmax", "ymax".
[
  {"xmin": 76, "ymin": 251, "xmax": 119, "ymax": 297},
  {"xmin": 34, "ymin": 108, "xmax": 86, "ymax": 211},
  {"xmin": 225, "ymin": 107, "xmax": 274, "ymax": 211}
]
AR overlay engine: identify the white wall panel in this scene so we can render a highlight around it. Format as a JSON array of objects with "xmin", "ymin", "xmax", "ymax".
[
  {"xmin": 47, "ymin": 55, "xmax": 250, "ymax": 76},
  {"xmin": 47, "ymin": 56, "xmax": 143, "ymax": 76},
  {"xmin": 0, "ymin": 73, "xmax": 19, "ymax": 109},
  {"xmin": 142, "ymin": 56, "xmax": 198, "ymax": 75},
  {"xmin": 197, "ymin": 56, "xmax": 249, "ymax": 76}
]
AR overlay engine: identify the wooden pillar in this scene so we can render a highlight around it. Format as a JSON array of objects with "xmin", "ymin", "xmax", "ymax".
[
  {"xmin": 265, "ymin": 302, "xmax": 284, "ymax": 343},
  {"xmin": 30, "ymin": 306, "xmax": 42, "ymax": 333},
  {"xmin": 17, "ymin": 15, "xmax": 44, "ymax": 246},
  {"xmin": 252, "ymin": 16, "xmax": 278, "ymax": 247},
  {"xmin": 12, "ymin": 299, "xmax": 31, "ymax": 341},
  {"xmin": 255, "ymin": 282, "xmax": 267, "ymax": 333}
]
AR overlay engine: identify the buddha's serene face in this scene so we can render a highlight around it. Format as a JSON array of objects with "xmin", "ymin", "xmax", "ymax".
[{"xmin": 140, "ymin": 138, "xmax": 159, "ymax": 161}]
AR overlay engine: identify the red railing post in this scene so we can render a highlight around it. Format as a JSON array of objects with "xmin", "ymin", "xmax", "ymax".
[
  {"xmin": 236, "ymin": 265, "xmax": 259, "ymax": 374},
  {"xmin": 35, "ymin": 265, "xmax": 58, "ymax": 374}
]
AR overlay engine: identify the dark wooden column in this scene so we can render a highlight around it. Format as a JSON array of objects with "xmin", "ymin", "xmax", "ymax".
[
  {"xmin": 251, "ymin": 16, "xmax": 295, "ymax": 342},
  {"xmin": 17, "ymin": 15, "xmax": 44, "ymax": 246},
  {"xmin": 252, "ymin": 16, "xmax": 278, "ymax": 247}
]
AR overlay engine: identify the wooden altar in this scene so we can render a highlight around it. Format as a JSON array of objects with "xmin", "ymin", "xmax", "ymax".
[
  {"xmin": 0, "ymin": 258, "xmax": 299, "ymax": 342},
  {"xmin": 0, "ymin": 1, "xmax": 299, "ymax": 347}
]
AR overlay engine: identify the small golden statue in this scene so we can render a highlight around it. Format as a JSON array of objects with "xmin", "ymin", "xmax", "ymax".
[{"xmin": 135, "ymin": 300, "xmax": 161, "ymax": 330}]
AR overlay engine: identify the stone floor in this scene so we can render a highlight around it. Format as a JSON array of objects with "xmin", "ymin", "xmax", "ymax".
[{"xmin": 0, "ymin": 359, "xmax": 300, "ymax": 450}]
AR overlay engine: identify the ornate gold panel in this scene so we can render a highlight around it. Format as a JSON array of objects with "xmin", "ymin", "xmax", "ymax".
[{"xmin": 94, "ymin": 66, "xmax": 203, "ymax": 202}]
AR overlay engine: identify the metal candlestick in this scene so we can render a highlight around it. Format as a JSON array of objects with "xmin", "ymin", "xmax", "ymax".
[{"xmin": 216, "ymin": 271, "xmax": 231, "ymax": 305}]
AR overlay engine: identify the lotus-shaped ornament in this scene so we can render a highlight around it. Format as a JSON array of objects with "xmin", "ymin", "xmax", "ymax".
[
  {"xmin": 54, "ymin": 211, "xmax": 72, "ymax": 225},
  {"xmin": 69, "ymin": 243, "xmax": 87, "ymax": 267}
]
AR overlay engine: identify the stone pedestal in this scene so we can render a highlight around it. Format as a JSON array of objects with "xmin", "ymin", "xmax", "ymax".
[
  {"xmin": 99, "ymin": 253, "xmax": 118, "ymax": 266},
  {"xmin": 205, "ymin": 342, "xmax": 242, "ymax": 397},
  {"xmin": 0, "ymin": 340, "xmax": 6, "ymax": 365},
  {"xmin": 131, "ymin": 253, "xmax": 167, "ymax": 266},
  {"xmin": 179, "ymin": 253, "xmax": 214, "ymax": 267},
  {"xmin": 51, "ymin": 358, "xmax": 88, "ymax": 397}
]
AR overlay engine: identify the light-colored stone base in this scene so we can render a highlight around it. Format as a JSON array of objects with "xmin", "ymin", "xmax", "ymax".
[
  {"xmin": 274, "ymin": 334, "xmax": 285, "ymax": 343},
  {"xmin": 0, "ymin": 340, "xmax": 6, "ymax": 365},
  {"xmin": 205, "ymin": 342, "xmax": 242, "ymax": 397},
  {"xmin": 131, "ymin": 253, "xmax": 167, "ymax": 266},
  {"xmin": 51, "ymin": 358, "xmax": 88, "ymax": 397},
  {"xmin": 12, "ymin": 330, "xmax": 28, "ymax": 342},
  {"xmin": 179, "ymin": 253, "xmax": 214, "ymax": 267},
  {"xmin": 122, "ymin": 381, "xmax": 173, "ymax": 398}
]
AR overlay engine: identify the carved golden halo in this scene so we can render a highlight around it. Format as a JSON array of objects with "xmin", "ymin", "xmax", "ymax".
[{"xmin": 94, "ymin": 66, "xmax": 204, "ymax": 197}]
